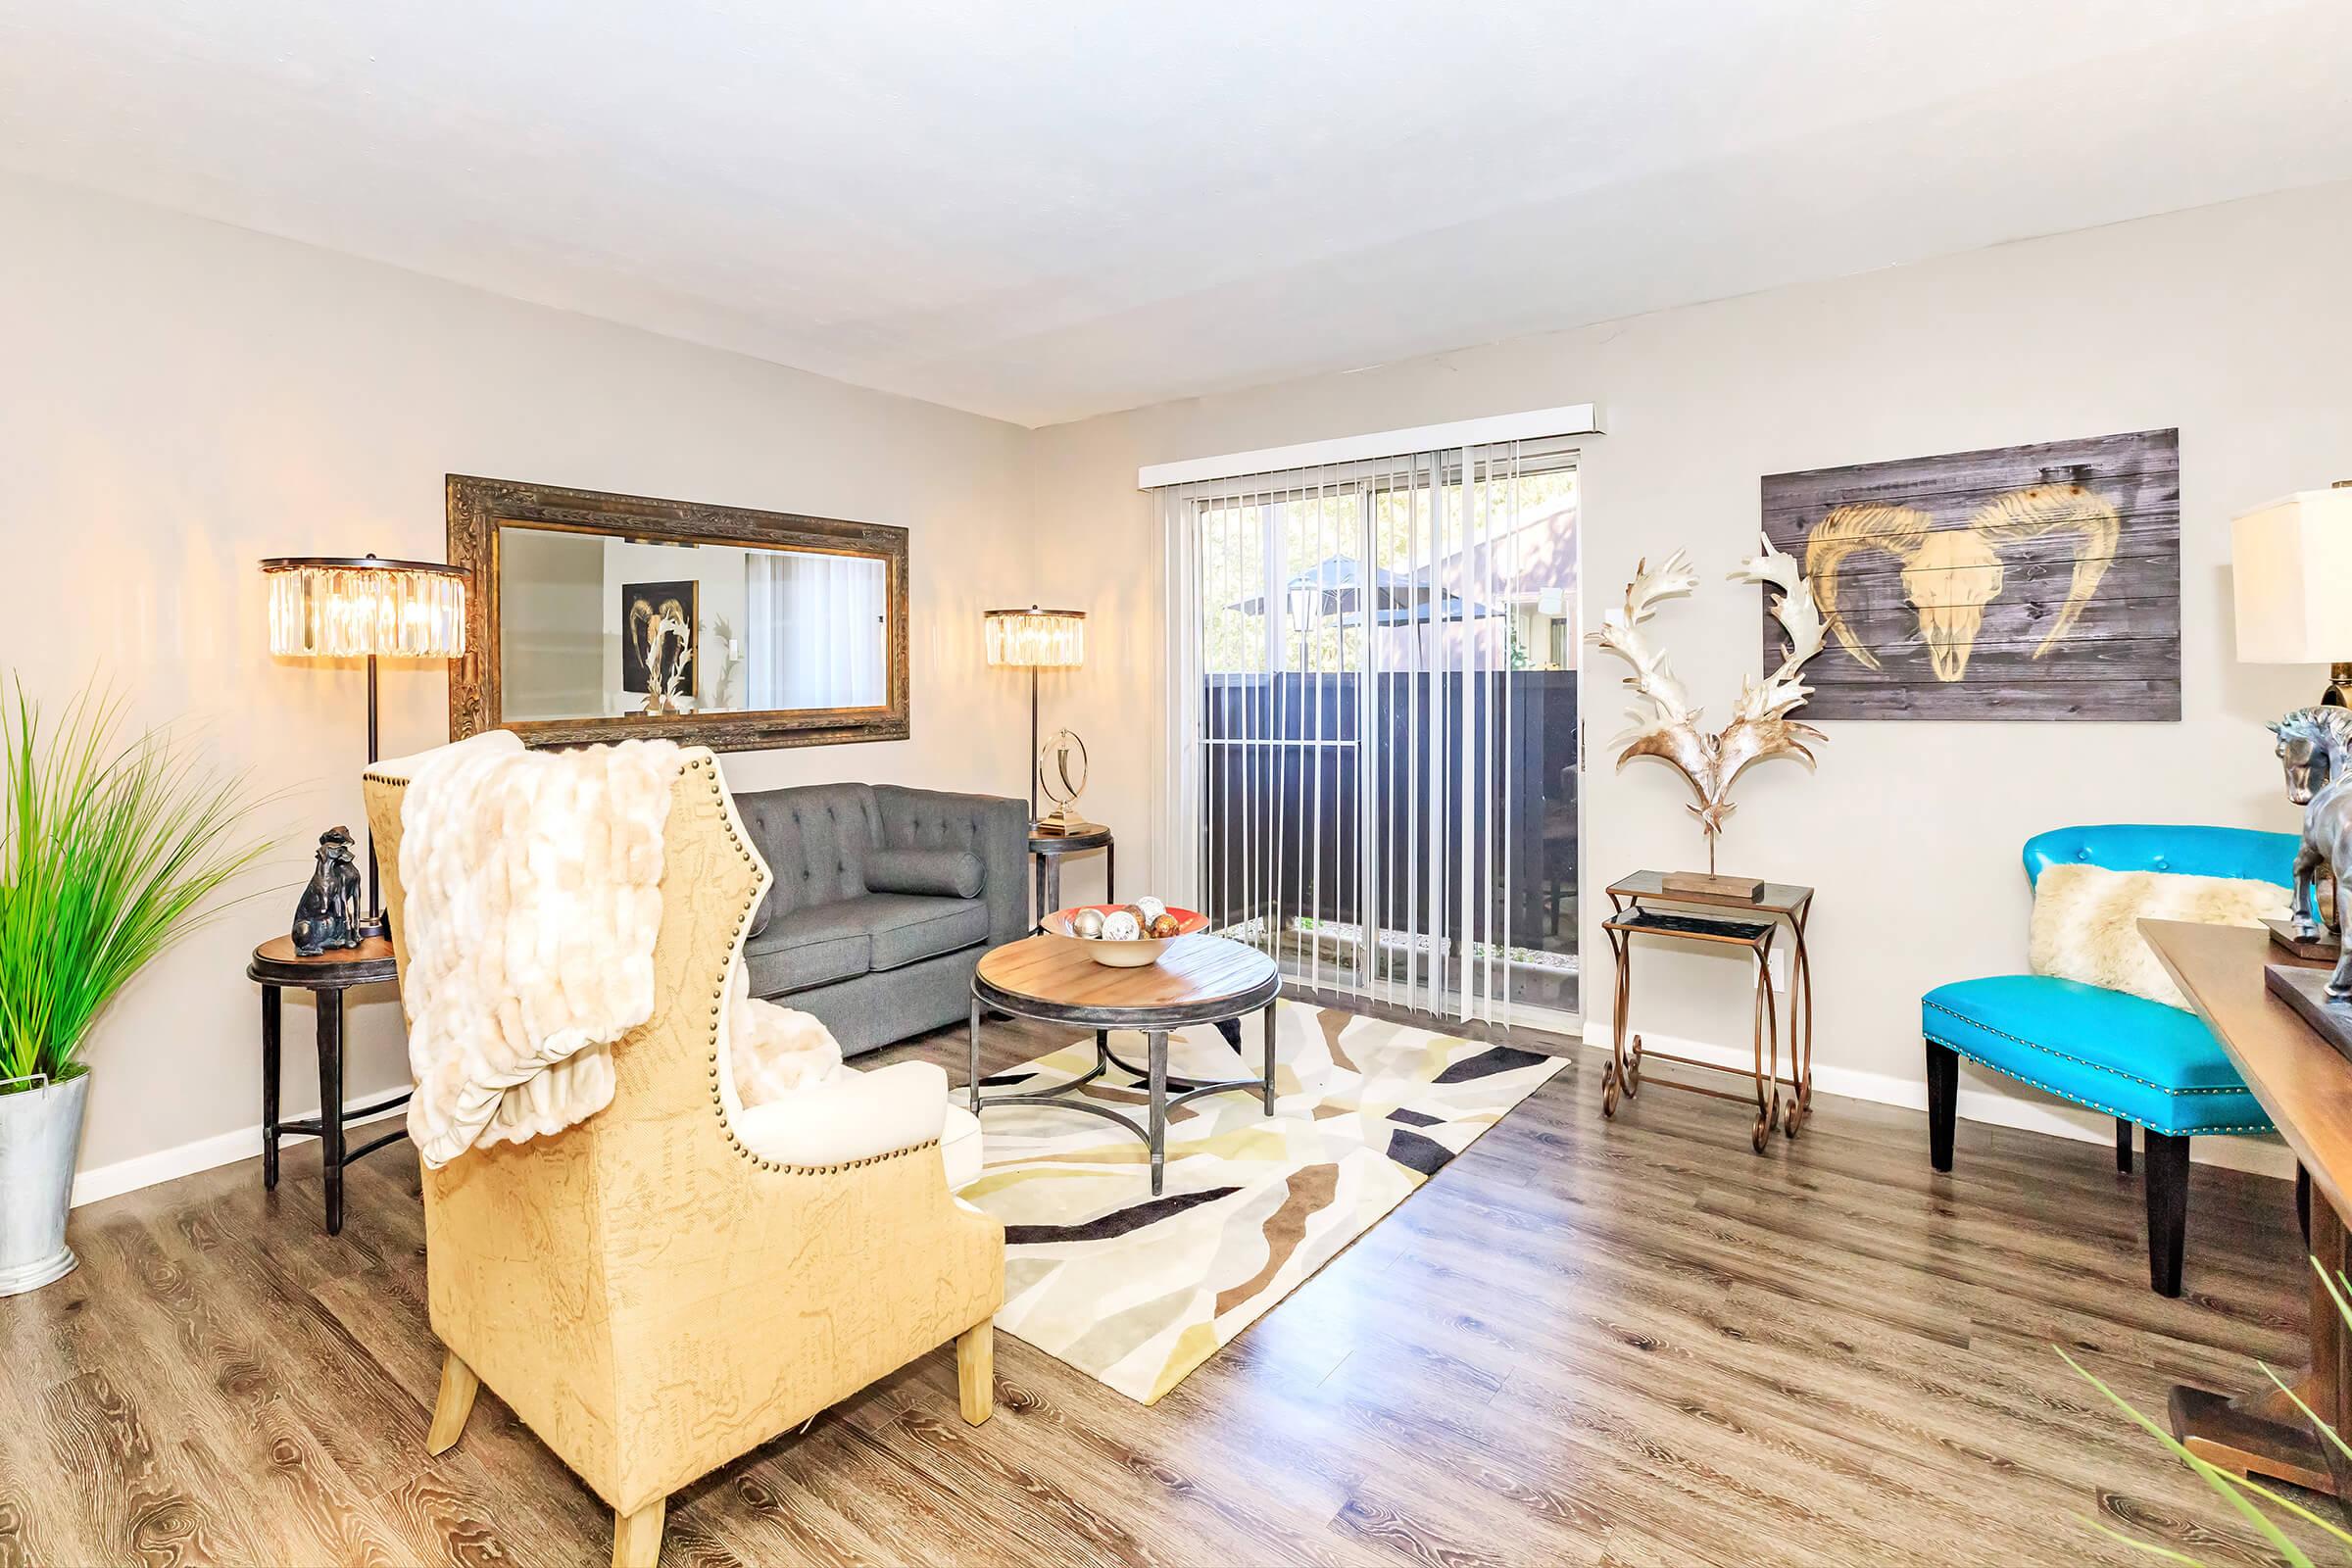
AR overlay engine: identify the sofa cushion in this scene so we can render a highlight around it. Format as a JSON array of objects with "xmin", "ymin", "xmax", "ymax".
[
  {"xmin": 867, "ymin": 847, "xmax": 985, "ymax": 900},
  {"xmin": 860, "ymin": 893, "xmax": 993, "ymax": 971},
  {"xmin": 744, "ymin": 904, "xmax": 873, "ymax": 996},
  {"xmin": 729, "ymin": 1059, "xmax": 956, "ymax": 1170},
  {"xmin": 1921, "ymin": 974, "xmax": 2271, "ymax": 1136},
  {"xmin": 941, "ymin": 1102, "xmax": 983, "ymax": 1192}
]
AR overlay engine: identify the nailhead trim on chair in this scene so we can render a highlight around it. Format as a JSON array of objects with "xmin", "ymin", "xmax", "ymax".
[
  {"xmin": 697, "ymin": 761, "xmax": 943, "ymax": 1177},
  {"xmin": 1921, "ymin": 999, "xmax": 2251, "ymax": 1097},
  {"xmin": 1922, "ymin": 1029, "xmax": 2274, "ymax": 1138}
]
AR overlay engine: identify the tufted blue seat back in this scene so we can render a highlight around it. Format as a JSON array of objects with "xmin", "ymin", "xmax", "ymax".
[
  {"xmin": 2021, "ymin": 823, "xmax": 2298, "ymax": 889},
  {"xmin": 734, "ymin": 783, "xmax": 880, "ymax": 927}
]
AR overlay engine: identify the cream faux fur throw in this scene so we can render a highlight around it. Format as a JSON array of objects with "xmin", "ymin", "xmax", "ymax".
[
  {"xmin": 397, "ymin": 731, "xmax": 841, "ymax": 1167},
  {"xmin": 2029, "ymin": 862, "xmax": 2287, "ymax": 1011}
]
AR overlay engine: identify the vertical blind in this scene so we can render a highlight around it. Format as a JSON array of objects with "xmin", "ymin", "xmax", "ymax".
[{"xmin": 1155, "ymin": 437, "xmax": 1580, "ymax": 1028}]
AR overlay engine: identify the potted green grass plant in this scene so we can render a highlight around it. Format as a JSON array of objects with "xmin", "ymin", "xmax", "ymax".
[{"xmin": 0, "ymin": 678, "xmax": 272, "ymax": 1294}]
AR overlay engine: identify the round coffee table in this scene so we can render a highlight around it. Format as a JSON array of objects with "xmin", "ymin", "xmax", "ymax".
[{"xmin": 969, "ymin": 933, "xmax": 1282, "ymax": 1195}]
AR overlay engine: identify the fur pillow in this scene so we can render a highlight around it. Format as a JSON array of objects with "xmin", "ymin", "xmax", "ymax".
[{"xmin": 2029, "ymin": 863, "xmax": 2287, "ymax": 1010}]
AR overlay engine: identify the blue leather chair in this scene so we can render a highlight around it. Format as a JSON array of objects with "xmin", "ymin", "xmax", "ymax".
[{"xmin": 1921, "ymin": 824, "xmax": 2292, "ymax": 1298}]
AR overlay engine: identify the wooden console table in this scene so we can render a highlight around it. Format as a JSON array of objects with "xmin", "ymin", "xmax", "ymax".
[
  {"xmin": 1601, "ymin": 871, "xmax": 1815, "ymax": 1152},
  {"xmin": 2144, "ymin": 918, "xmax": 2350, "ymax": 1495}
]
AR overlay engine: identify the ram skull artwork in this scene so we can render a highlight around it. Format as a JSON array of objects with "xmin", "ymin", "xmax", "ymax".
[
  {"xmin": 1803, "ymin": 482, "xmax": 2119, "ymax": 682},
  {"xmin": 1588, "ymin": 537, "xmax": 1830, "ymax": 870},
  {"xmin": 628, "ymin": 596, "xmax": 695, "ymax": 714}
]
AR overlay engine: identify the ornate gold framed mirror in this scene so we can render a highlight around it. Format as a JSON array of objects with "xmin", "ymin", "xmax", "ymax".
[{"xmin": 446, "ymin": 474, "xmax": 909, "ymax": 751}]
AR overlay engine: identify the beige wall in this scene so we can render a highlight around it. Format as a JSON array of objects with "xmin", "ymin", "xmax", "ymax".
[
  {"xmin": 1030, "ymin": 179, "xmax": 2352, "ymax": 1164},
  {"xmin": 0, "ymin": 171, "xmax": 1045, "ymax": 1188}
]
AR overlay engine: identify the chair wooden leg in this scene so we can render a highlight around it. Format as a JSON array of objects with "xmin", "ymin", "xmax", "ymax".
[
  {"xmin": 2144, "ymin": 1131, "xmax": 2189, "ymax": 1298},
  {"xmin": 1925, "ymin": 1039, "xmax": 1958, "ymax": 1173},
  {"xmin": 2116, "ymin": 1118, "xmax": 2133, "ymax": 1176},
  {"xmin": 612, "ymin": 1497, "xmax": 664, "ymax": 1568},
  {"xmin": 425, "ymin": 1351, "xmax": 479, "ymax": 1456},
  {"xmin": 956, "ymin": 1317, "xmax": 995, "ymax": 1426}
]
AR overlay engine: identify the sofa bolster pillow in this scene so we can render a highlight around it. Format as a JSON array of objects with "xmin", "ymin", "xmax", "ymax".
[{"xmin": 866, "ymin": 847, "xmax": 984, "ymax": 900}]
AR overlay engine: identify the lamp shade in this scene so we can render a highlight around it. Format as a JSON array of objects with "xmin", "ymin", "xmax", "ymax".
[
  {"xmin": 261, "ymin": 555, "xmax": 467, "ymax": 660},
  {"xmin": 984, "ymin": 607, "xmax": 1085, "ymax": 668},
  {"xmin": 2233, "ymin": 486, "xmax": 2352, "ymax": 663}
]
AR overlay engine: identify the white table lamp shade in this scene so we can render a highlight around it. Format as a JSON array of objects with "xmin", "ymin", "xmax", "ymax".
[{"xmin": 2233, "ymin": 488, "xmax": 2352, "ymax": 664}]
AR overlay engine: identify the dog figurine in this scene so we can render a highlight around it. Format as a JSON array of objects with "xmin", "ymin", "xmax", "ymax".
[{"xmin": 290, "ymin": 826, "xmax": 365, "ymax": 956}]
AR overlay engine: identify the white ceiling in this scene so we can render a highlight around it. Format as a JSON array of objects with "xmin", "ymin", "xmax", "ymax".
[{"xmin": 3, "ymin": 1, "xmax": 2349, "ymax": 427}]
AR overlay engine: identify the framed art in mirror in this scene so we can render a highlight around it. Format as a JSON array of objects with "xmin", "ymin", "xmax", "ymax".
[{"xmin": 447, "ymin": 474, "xmax": 910, "ymax": 752}]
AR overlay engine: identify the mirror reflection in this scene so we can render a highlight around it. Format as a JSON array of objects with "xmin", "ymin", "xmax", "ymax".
[{"xmin": 498, "ymin": 525, "xmax": 888, "ymax": 721}]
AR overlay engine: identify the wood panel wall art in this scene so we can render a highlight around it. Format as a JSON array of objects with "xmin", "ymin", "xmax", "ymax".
[{"xmin": 1759, "ymin": 428, "xmax": 2180, "ymax": 720}]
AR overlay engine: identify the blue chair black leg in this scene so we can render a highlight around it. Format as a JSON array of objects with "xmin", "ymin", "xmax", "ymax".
[
  {"xmin": 2144, "ymin": 1130, "xmax": 2188, "ymax": 1298},
  {"xmin": 1925, "ymin": 1039, "xmax": 1958, "ymax": 1173},
  {"xmin": 2116, "ymin": 1118, "xmax": 2132, "ymax": 1175}
]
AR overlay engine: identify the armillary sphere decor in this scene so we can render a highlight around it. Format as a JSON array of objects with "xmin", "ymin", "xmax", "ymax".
[
  {"xmin": 1587, "ymin": 536, "xmax": 1829, "ymax": 873},
  {"xmin": 1037, "ymin": 726, "xmax": 1091, "ymax": 834}
]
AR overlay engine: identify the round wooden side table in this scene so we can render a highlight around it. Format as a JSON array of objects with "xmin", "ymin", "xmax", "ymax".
[
  {"xmin": 970, "ymin": 933, "xmax": 1280, "ymax": 1195},
  {"xmin": 1028, "ymin": 821, "xmax": 1113, "ymax": 928},
  {"xmin": 248, "ymin": 935, "xmax": 406, "ymax": 1235}
]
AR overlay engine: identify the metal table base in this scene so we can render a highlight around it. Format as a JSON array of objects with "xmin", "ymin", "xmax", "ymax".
[{"xmin": 967, "ymin": 1004, "xmax": 1279, "ymax": 1195}]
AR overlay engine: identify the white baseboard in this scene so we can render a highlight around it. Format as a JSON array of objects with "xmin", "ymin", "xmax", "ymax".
[
  {"xmin": 1577, "ymin": 1028, "xmax": 2295, "ymax": 1181},
  {"xmin": 71, "ymin": 1095, "xmax": 409, "ymax": 1209}
]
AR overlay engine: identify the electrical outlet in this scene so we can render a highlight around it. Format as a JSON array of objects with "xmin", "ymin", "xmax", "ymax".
[{"xmin": 1762, "ymin": 950, "xmax": 1788, "ymax": 992}]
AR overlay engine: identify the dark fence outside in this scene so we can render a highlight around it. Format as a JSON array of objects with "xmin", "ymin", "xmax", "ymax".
[{"xmin": 1200, "ymin": 671, "xmax": 1577, "ymax": 1007}]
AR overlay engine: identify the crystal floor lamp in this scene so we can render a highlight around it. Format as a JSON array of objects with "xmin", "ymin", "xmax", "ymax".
[
  {"xmin": 261, "ymin": 554, "xmax": 467, "ymax": 933},
  {"xmin": 983, "ymin": 606, "xmax": 1086, "ymax": 827}
]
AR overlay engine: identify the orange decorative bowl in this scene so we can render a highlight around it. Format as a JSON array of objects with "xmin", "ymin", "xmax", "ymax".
[{"xmin": 1041, "ymin": 905, "xmax": 1209, "ymax": 967}]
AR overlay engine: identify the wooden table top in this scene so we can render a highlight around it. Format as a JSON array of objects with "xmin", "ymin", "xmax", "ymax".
[
  {"xmin": 974, "ymin": 933, "xmax": 1280, "ymax": 1026},
  {"xmin": 249, "ymin": 934, "xmax": 400, "ymax": 987},
  {"xmin": 1608, "ymin": 869, "xmax": 1813, "ymax": 916},
  {"xmin": 2142, "ymin": 919, "xmax": 2349, "ymax": 1216}
]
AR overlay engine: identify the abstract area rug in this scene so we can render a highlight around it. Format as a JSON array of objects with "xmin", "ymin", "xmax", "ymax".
[{"xmin": 956, "ymin": 1003, "xmax": 1567, "ymax": 1404}]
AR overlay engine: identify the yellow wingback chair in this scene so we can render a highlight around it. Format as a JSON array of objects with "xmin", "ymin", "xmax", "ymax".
[{"xmin": 363, "ymin": 747, "xmax": 1004, "ymax": 1568}]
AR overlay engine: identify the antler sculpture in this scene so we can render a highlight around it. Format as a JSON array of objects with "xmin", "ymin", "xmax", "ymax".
[{"xmin": 1588, "ymin": 535, "xmax": 1829, "ymax": 871}]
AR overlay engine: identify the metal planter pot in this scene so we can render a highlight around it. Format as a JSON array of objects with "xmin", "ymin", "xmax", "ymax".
[{"xmin": 0, "ymin": 1070, "xmax": 89, "ymax": 1297}]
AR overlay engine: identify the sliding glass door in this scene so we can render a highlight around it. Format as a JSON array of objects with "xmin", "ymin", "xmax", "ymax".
[{"xmin": 1159, "ymin": 439, "xmax": 1580, "ymax": 1030}]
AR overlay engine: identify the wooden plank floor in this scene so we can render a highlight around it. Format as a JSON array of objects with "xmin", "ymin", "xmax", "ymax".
[{"xmin": 0, "ymin": 1015, "xmax": 2331, "ymax": 1567}]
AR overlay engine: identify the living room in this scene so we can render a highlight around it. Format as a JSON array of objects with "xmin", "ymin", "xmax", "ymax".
[{"xmin": 5, "ymin": 3, "xmax": 2352, "ymax": 1565}]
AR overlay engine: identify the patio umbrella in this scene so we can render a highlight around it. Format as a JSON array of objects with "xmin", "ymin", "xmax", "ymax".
[
  {"xmin": 1226, "ymin": 557, "xmax": 1419, "ymax": 620},
  {"xmin": 1371, "ymin": 591, "xmax": 1502, "ymax": 626}
]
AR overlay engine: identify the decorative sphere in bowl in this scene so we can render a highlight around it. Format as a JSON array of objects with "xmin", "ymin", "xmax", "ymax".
[
  {"xmin": 1041, "ymin": 903, "xmax": 1211, "ymax": 966},
  {"xmin": 1135, "ymin": 895, "xmax": 1167, "ymax": 922}
]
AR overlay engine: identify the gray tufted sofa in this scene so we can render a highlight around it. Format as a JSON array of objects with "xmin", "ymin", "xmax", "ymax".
[{"xmin": 732, "ymin": 781, "xmax": 1029, "ymax": 1055}]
